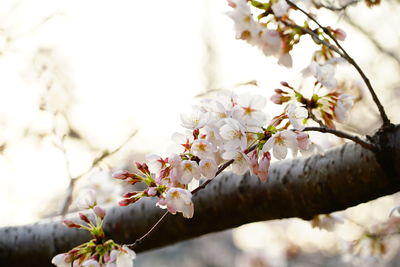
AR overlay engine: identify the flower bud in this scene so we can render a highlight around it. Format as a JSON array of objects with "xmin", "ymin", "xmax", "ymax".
[
  {"xmin": 93, "ymin": 205, "xmax": 106, "ymax": 219},
  {"xmin": 79, "ymin": 213, "xmax": 91, "ymax": 224},
  {"xmin": 63, "ymin": 220, "xmax": 81, "ymax": 228}
]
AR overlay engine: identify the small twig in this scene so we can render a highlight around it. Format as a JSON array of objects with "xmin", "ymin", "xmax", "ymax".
[
  {"xmin": 59, "ymin": 129, "xmax": 138, "ymax": 215},
  {"xmin": 286, "ymin": 0, "xmax": 391, "ymax": 127},
  {"xmin": 303, "ymin": 126, "xmax": 377, "ymax": 150},
  {"xmin": 307, "ymin": 107, "xmax": 326, "ymax": 127}
]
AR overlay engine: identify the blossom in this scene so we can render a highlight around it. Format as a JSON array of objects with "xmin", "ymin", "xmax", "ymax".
[
  {"xmin": 145, "ymin": 154, "xmax": 167, "ymax": 176},
  {"xmin": 222, "ymin": 150, "xmax": 250, "ymax": 175},
  {"xmin": 179, "ymin": 160, "xmax": 201, "ymax": 184},
  {"xmin": 271, "ymin": 0, "xmax": 290, "ymax": 17},
  {"xmin": 106, "ymin": 246, "xmax": 136, "ymax": 267},
  {"xmin": 199, "ymin": 158, "xmax": 218, "ymax": 179},
  {"xmin": 227, "ymin": 0, "xmax": 261, "ymax": 43},
  {"xmin": 165, "ymin": 188, "xmax": 194, "ymax": 218},
  {"xmin": 82, "ymin": 259, "xmax": 100, "ymax": 267},
  {"xmin": 278, "ymin": 53, "xmax": 293, "ymax": 68},
  {"xmin": 257, "ymin": 152, "xmax": 271, "ymax": 182},
  {"xmin": 191, "ymin": 139, "xmax": 217, "ymax": 159},
  {"xmin": 295, "ymin": 131, "xmax": 311, "ymax": 151},
  {"xmin": 180, "ymin": 107, "xmax": 208, "ymax": 130},
  {"xmin": 260, "ymin": 30, "xmax": 282, "ymax": 57},
  {"xmin": 310, "ymin": 62, "xmax": 337, "ymax": 89},
  {"xmin": 234, "ymin": 93, "xmax": 267, "ymax": 126},
  {"xmin": 219, "ymin": 118, "xmax": 247, "ymax": 150},
  {"xmin": 248, "ymin": 149, "xmax": 259, "ymax": 175},
  {"xmin": 334, "ymin": 94, "xmax": 353, "ymax": 122},
  {"xmin": 263, "ymin": 130, "xmax": 297, "ymax": 160},
  {"xmin": 76, "ymin": 189, "xmax": 97, "ymax": 210},
  {"xmin": 51, "ymin": 254, "xmax": 70, "ymax": 267},
  {"xmin": 287, "ymin": 104, "xmax": 308, "ymax": 130}
]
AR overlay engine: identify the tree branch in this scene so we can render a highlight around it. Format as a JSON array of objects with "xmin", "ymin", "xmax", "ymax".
[{"xmin": 1, "ymin": 125, "xmax": 400, "ymax": 266}]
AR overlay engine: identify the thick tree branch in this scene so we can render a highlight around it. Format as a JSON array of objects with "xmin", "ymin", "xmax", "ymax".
[{"xmin": 1, "ymin": 126, "xmax": 400, "ymax": 266}]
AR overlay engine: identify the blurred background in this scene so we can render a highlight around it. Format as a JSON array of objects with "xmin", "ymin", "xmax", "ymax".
[{"xmin": 0, "ymin": 0, "xmax": 400, "ymax": 266}]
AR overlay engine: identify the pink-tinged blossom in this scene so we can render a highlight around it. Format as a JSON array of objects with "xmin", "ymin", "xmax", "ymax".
[
  {"xmin": 219, "ymin": 118, "xmax": 247, "ymax": 150},
  {"xmin": 257, "ymin": 152, "xmax": 271, "ymax": 182},
  {"xmin": 180, "ymin": 160, "xmax": 201, "ymax": 184},
  {"xmin": 165, "ymin": 188, "xmax": 194, "ymax": 218},
  {"xmin": 295, "ymin": 131, "xmax": 311, "ymax": 151},
  {"xmin": 334, "ymin": 94, "xmax": 353, "ymax": 122},
  {"xmin": 93, "ymin": 205, "xmax": 106, "ymax": 219},
  {"xmin": 271, "ymin": 89, "xmax": 291, "ymax": 105},
  {"xmin": 199, "ymin": 158, "xmax": 218, "ymax": 179},
  {"xmin": 332, "ymin": 28, "xmax": 346, "ymax": 41},
  {"xmin": 168, "ymin": 154, "xmax": 183, "ymax": 185},
  {"xmin": 171, "ymin": 131, "xmax": 194, "ymax": 153},
  {"xmin": 260, "ymin": 30, "xmax": 282, "ymax": 57},
  {"xmin": 310, "ymin": 62, "xmax": 337, "ymax": 89},
  {"xmin": 191, "ymin": 139, "xmax": 217, "ymax": 159},
  {"xmin": 145, "ymin": 154, "xmax": 167, "ymax": 176},
  {"xmin": 263, "ymin": 130, "xmax": 297, "ymax": 160},
  {"xmin": 222, "ymin": 150, "xmax": 250, "ymax": 175},
  {"xmin": 248, "ymin": 150, "xmax": 259, "ymax": 175},
  {"xmin": 76, "ymin": 189, "xmax": 97, "ymax": 210},
  {"xmin": 287, "ymin": 104, "xmax": 308, "ymax": 130},
  {"xmin": 82, "ymin": 259, "xmax": 100, "ymax": 267},
  {"xmin": 278, "ymin": 53, "xmax": 293, "ymax": 68}
]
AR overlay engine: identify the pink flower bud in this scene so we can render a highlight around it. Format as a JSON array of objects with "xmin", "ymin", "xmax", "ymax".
[
  {"xmin": 93, "ymin": 205, "xmax": 106, "ymax": 219},
  {"xmin": 135, "ymin": 162, "xmax": 150, "ymax": 175},
  {"xmin": 112, "ymin": 170, "xmax": 131, "ymax": 180},
  {"xmin": 79, "ymin": 213, "xmax": 91, "ymax": 224},
  {"xmin": 118, "ymin": 198, "xmax": 138, "ymax": 206},
  {"xmin": 146, "ymin": 187, "xmax": 158, "ymax": 196},
  {"xmin": 63, "ymin": 220, "xmax": 81, "ymax": 228}
]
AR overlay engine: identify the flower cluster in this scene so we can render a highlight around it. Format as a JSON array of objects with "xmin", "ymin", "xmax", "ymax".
[
  {"xmin": 52, "ymin": 190, "xmax": 136, "ymax": 267},
  {"xmin": 113, "ymin": 87, "xmax": 323, "ymax": 218}
]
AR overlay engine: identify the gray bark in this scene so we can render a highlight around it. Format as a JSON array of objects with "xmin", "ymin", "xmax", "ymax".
[{"xmin": 1, "ymin": 125, "xmax": 399, "ymax": 266}]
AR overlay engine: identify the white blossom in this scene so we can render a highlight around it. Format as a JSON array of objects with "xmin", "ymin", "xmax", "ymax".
[
  {"xmin": 82, "ymin": 259, "xmax": 100, "ymax": 267},
  {"xmin": 310, "ymin": 62, "xmax": 337, "ymax": 89},
  {"xmin": 219, "ymin": 118, "xmax": 247, "ymax": 150},
  {"xmin": 51, "ymin": 254, "xmax": 69, "ymax": 267},
  {"xmin": 222, "ymin": 150, "xmax": 249, "ymax": 175},
  {"xmin": 76, "ymin": 189, "xmax": 97, "ymax": 210},
  {"xmin": 180, "ymin": 107, "xmax": 208, "ymax": 130},
  {"xmin": 271, "ymin": 0, "xmax": 290, "ymax": 17},
  {"xmin": 191, "ymin": 139, "xmax": 217, "ymax": 159},
  {"xmin": 179, "ymin": 160, "xmax": 201, "ymax": 184},
  {"xmin": 334, "ymin": 94, "xmax": 353, "ymax": 122},
  {"xmin": 263, "ymin": 130, "xmax": 297, "ymax": 160},
  {"xmin": 287, "ymin": 104, "xmax": 308, "ymax": 130},
  {"xmin": 199, "ymin": 158, "xmax": 218, "ymax": 179},
  {"xmin": 234, "ymin": 93, "xmax": 267, "ymax": 126}
]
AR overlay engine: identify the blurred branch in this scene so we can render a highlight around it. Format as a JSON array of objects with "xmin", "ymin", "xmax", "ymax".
[
  {"xmin": 2, "ymin": 125, "xmax": 400, "ymax": 266},
  {"xmin": 58, "ymin": 127, "xmax": 138, "ymax": 216},
  {"xmin": 312, "ymin": 0, "xmax": 361, "ymax": 11}
]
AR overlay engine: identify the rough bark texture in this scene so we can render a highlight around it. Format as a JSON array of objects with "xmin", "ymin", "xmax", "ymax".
[{"xmin": 1, "ymin": 125, "xmax": 400, "ymax": 266}]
